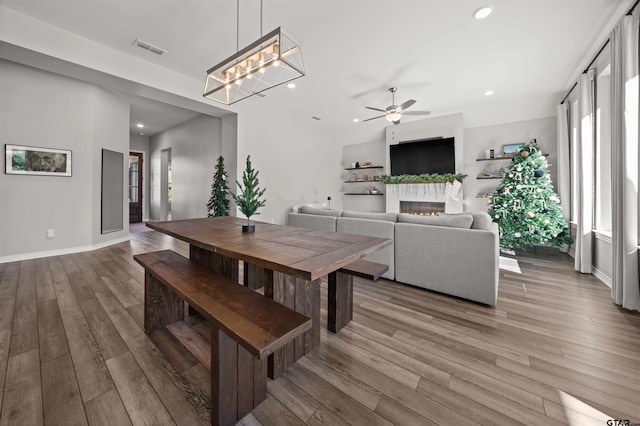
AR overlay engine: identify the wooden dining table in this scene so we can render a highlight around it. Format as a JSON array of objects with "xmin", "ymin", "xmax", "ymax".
[{"xmin": 146, "ymin": 216, "xmax": 391, "ymax": 378}]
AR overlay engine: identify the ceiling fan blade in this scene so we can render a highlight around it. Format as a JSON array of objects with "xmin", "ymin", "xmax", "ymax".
[
  {"xmin": 365, "ymin": 106, "xmax": 386, "ymax": 112},
  {"xmin": 363, "ymin": 115, "xmax": 385, "ymax": 122},
  {"xmin": 398, "ymin": 99, "xmax": 416, "ymax": 111},
  {"xmin": 402, "ymin": 111, "xmax": 431, "ymax": 116}
]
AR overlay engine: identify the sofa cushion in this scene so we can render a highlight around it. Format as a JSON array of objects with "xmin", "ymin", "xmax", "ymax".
[
  {"xmin": 299, "ymin": 206, "xmax": 343, "ymax": 217},
  {"xmin": 397, "ymin": 213, "xmax": 473, "ymax": 229},
  {"xmin": 342, "ymin": 211, "xmax": 398, "ymax": 222},
  {"xmin": 437, "ymin": 211, "xmax": 493, "ymax": 230}
]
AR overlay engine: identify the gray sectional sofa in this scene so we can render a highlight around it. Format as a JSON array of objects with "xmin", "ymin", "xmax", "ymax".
[{"xmin": 288, "ymin": 206, "xmax": 499, "ymax": 306}]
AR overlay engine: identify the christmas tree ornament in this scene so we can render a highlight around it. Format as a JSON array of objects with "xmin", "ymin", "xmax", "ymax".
[
  {"xmin": 521, "ymin": 151, "xmax": 529, "ymax": 158},
  {"xmin": 526, "ymin": 212, "xmax": 535, "ymax": 218},
  {"xmin": 514, "ymin": 232, "xmax": 522, "ymax": 237},
  {"xmin": 534, "ymin": 169, "xmax": 545, "ymax": 177}
]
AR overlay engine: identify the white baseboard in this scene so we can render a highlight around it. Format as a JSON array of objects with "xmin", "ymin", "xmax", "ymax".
[
  {"xmin": 0, "ymin": 235, "xmax": 131, "ymax": 264},
  {"xmin": 592, "ymin": 266, "xmax": 612, "ymax": 288}
]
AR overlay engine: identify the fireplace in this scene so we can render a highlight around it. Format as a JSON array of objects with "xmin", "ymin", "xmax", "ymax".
[
  {"xmin": 400, "ymin": 201, "xmax": 445, "ymax": 216},
  {"xmin": 385, "ymin": 183, "xmax": 463, "ymax": 214}
]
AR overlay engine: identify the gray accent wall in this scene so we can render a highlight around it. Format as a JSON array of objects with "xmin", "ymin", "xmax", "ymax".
[
  {"xmin": 0, "ymin": 59, "xmax": 129, "ymax": 259},
  {"xmin": 149, "ymin": 114, "xmax": 229, "ymax": 221}
]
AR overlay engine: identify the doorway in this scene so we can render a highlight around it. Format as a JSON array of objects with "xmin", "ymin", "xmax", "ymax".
[
  {"xmin": 129, "ymin": 152, "xmax": 143, "ymax": 223},
  {"xmin": 161, "ymin": 148, "xmax": 172, "ymax": 221}
]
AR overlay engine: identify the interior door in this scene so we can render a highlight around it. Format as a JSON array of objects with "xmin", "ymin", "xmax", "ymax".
[{"xmin": 129, "ymin": 152, "xmax": 143, "ymax": 223}]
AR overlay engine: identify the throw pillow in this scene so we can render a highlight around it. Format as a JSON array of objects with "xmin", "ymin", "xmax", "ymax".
[
  {"xmin": 342, "ymin": 211, "xmax": 398, "ymax": 222},
  {"xmin": 397, "ymin": 213, "xmax": 473, "ymax": 229},
  {"xmin": 299, "ymin": 205, "xmax": 343, "ymax": 217},
  {"xmin": 437, "ymin": 211, "xmax": 492, "ymax": 230}
]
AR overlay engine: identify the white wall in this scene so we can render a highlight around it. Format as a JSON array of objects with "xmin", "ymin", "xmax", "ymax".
[
  {"xmin": 0, "ymin": 59, "xmax": 129, "ymax": 260},
  {"xmin": 342, "ymin": 141, "xmax": 386, "ymax": 212},
  {"xmin": 464, "ymin": 116, "xmax": 557, "ymax": 212},
  {"xmin": 149, "ymin": 114, "xmax": 228, "ymax": 221},
  {"xmin": 130, "ymin": 133, "xmax": 150, "ymax": 221},
  {"xmin": 234, "ymin": 98, "xmax": 341, "ymax": 225}
]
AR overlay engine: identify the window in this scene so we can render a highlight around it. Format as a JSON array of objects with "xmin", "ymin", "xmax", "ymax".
[
  {"xmin": 595, "ymin": 54, "xmax": 612, "ymax": 233},
  {"xmin": 569, "ymin": 97, "xmax": 579, "ymax": 223}
]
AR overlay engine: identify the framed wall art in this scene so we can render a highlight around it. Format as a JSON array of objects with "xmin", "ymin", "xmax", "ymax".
[
  {"xmin": 5, "ymin": 144, "xmax": 72, "ymax": 176},
  {"xmin": 502, "ymin": 143, "xmax": 525, "ymax": 156}
]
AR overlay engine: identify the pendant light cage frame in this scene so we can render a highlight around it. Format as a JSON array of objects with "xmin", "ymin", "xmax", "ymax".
[{"xmin": 203, "ymin": 27, "xmax": 304, "ymax": 105}]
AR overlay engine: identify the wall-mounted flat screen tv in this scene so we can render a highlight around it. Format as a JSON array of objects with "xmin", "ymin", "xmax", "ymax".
[{"xmin": 390, "ymin": 137, "xmax": 455, "ymax": 175}]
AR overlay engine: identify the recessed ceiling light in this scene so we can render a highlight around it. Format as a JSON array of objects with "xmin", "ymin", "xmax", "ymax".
[
  {"xmin": 473, "ymin": 6, "xmax": 493, "ymax": 19},
  {"xmin": 136, "ymin": 123, "xmax": 144, "ymax": 128},
  {"xmin": 353, "ymin": 118, "xmax": 360, "ymax": 123},
  {"xmin": 139, "ymin": 133, "xmax": 144, "ymax": 136},
  {"xmin": 287, "ymin": 83, "xmax": 296, "ymax": 89},
  {"xmin": 483, "ymin": 90, "xmax": 495, "ymax": 96}
]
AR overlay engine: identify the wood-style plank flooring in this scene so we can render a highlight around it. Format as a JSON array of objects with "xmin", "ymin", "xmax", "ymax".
[{"xmin": 0, "ymin": 227, "xmax": 639, "ymax": 425}]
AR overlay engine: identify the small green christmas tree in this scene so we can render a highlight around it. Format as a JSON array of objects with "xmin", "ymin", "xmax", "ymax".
[
  {"xmin": 488, "ymin": 142, "xmax": 572, "ymax": 250},
  {"xmin": 232, "ymin": 155, "xmax": 266, "ymax": 228},
  {"xmin": 207, "ymin": 155, "xmax": 230, "ymax": 217}
]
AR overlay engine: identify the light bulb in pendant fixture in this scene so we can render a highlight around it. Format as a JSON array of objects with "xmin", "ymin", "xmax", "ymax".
[
  {"xmin": 224, "ymin": 70, "xmax": 232, "ymax": 88},
  {"xmin": 235, "ymin": 66, "xmax": 242, "ymax": 85},
  {"xmin": 245, "ymin": 60, "xmax": 253, "ymax": 79},
  {"xmin": 258, "ymin": 52, "xmax": 266, "ymax": 73},
  {"xmin": 272, "ymin": 43, "xmax": 280, "ymax": 67}
]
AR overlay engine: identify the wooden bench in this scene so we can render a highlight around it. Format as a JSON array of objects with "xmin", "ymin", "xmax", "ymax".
[
  {"xmin": 328, "ymin": 260, "xmax": 389, "ymax": 333},
  {"xmin": 134, "ymin": 250, "xmax": 312, "ymax": 426}
]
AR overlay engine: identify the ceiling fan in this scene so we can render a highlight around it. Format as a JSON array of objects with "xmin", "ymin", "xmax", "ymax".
[{"xmin": 363, "ymin": 87, "xmax": 431, "ymax": 125}]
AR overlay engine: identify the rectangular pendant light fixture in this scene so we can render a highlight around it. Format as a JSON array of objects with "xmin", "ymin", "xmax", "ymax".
[{"xmin": 203, "ymin": 27, "xmax": 304, "ymax": 105}]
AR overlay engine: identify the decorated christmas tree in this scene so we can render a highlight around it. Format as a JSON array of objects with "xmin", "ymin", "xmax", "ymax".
[
  {"xmin": 207, "ymin": 155, "xmax": 230, "ymax": 217},
  {"xmin": 488, "ymin": 142, "xmax": 572, "ymax": 250}
]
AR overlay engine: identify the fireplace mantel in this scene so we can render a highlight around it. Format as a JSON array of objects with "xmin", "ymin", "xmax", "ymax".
[{"xmin": 385, "ymin": 183, "xmax": 463, "ymax": 214}]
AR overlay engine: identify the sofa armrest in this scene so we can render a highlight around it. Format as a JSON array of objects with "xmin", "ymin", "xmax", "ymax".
[{"xmin": 395, "ymin": 223, "xmax": 499, "ymax": 305}]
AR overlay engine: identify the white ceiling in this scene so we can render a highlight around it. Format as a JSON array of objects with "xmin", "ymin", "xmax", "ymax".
[
  {"xmin": 123, "ymin": 93, "xmax": 201, "ymax": 136},
  {"xmin": 1, "ymin": 0, "xmax": 629, "ymax": 130}
]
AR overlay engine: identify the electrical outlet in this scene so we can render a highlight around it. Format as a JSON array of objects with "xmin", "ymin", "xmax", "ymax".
[{"xmin": 47, "ymin": 229, "xmax": 55, "ymax": 239}]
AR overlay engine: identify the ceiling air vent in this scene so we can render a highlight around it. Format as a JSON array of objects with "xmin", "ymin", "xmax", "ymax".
[{"xmin": 133, "ymin": 38, "xmax": 167, "ymax": 56}]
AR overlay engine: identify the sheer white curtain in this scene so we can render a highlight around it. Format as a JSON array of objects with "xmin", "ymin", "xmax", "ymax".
[
  {"xmin": 610, "ymin": 11, "xmax": 640, "ymax": 311},
  {"xmin": 556, "ymin": 103, "xmax": 571, "ymax": 221},
  {"xmin": 574, "ymin": 70, "xmax": 595, "ymax": 274}
]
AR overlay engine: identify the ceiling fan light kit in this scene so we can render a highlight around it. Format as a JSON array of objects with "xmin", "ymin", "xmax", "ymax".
[
  {"xmin": 364, "ymin": 87, "xmax": 430, "ymax": 125},
  {"xmin": 203, "ymin": 27, "xmax": 304, "ymax": 105}
]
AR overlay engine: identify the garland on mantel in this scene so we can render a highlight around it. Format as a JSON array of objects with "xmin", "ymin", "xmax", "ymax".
[{"xmin": 378, "ymin": 173, "xmax": 467, "ymax": 185}]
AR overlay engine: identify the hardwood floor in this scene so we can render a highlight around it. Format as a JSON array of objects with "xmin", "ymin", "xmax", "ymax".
[{"xmin": 0, "ymin": 229, "xmax": 639, "ymax": 425}]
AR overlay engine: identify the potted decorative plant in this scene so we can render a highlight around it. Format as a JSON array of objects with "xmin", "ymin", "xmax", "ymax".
[{"xmin": 232, "ymin": 155, "xmax": 266, "ymax": 233}]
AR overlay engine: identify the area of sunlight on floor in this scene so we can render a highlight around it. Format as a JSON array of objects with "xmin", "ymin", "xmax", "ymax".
[
  {"xmin": 499, "ymin": 256, "xmax": 521, "ymax": 274},
  {"xmin": 558, "ymin": 390, "xmax": 616, "ymax": 425}
]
